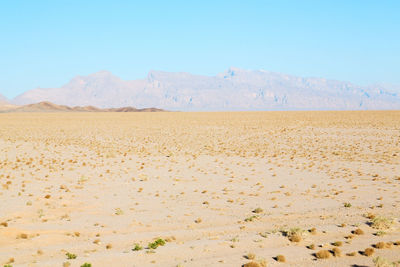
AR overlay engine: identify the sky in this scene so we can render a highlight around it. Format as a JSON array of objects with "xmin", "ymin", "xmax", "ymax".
[{"xmin": 0, "ymin": 0, "xmax": 399, "ymax": 99}]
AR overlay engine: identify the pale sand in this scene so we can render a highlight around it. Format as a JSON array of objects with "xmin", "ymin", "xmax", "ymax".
[{"xmin": 0, "ymin": 111, "xmax": 399, "ymax": 267}]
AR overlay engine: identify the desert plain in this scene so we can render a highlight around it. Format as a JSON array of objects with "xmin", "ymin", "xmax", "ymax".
[{"xmin": 0, "ymin": 111, "xmax": 399, "ymax": 267}]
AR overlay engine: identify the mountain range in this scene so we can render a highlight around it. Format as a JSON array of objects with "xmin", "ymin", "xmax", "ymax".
[{"xmin": 2, "ymin": 68, "xmax": 400, "ymax": 111}]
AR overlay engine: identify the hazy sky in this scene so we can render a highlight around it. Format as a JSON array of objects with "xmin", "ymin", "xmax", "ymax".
[{"xmin": 1, "ymin": 0, "xmax": 399, "ymax": 98}]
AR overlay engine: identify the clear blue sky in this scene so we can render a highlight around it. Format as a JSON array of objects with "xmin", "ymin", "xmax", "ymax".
[{"xmin": 1, "ymin": 0, "xmax": 399, "ymax": 98}]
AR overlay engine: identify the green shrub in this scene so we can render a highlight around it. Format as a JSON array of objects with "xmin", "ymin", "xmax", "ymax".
[{"xmin": 148, "ymin": 238, "xmax": 166, "ymax": 249}]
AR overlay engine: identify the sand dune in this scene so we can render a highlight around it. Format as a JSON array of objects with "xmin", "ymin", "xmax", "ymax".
[{"xmin": 0, "ymin": 111, "xmax": 399, "ymax": 267}]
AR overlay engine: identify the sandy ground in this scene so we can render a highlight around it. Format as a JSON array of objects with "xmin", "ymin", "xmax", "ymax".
[{"xmin": 0, "ymin": 111, "xmax": 399, "ymax": 267}]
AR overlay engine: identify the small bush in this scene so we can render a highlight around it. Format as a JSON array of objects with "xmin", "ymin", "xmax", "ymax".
[
  {"xmin": 332, "ymin": 241, "xmax": 343, "ymax": 247},
  {"xmin": 276, "ymin": 255, "xmax": 286, "ymax": 262},
  {"xmin": 66, "ymin": 252, "xmax": 77, "ymax": 260},
  {"xmin": 374, "ymin": 242, "xmax": 386, "ymax": 249},
  {"xmin": 309, "ymin": 227, "xmax": 317, "ymax": 235},
  {"xmin": 332, "ymin": 247, "xmax": 341, "ymax": 257},
  {"xmin": 80, "ymin": 263, "xmax": 92, "ymax": 267},
  {"xmin": 353, "ymin": 228, "xmax": 364, "ymax": 235},
  {"xmin": 132, "ymin": 243, "xmax": 143, "ymax": 251},
  {"xmin": 364, "ymin": 248, "xmax": 374, "ymax": 257},
  {"xmin": 285, "ymin": 228, "xmax": 303, "ymax": 243},
  {"xmin": 373, "ymin": 256, "xmax": 398, "ymax": 267},
  {"xmin": 315, "ymin": 250, "xmax": 331, "ymax": 259},
  {"xmin": 242, "ymin": 260, "xmax": 266, "ymax": 267},
  {"xmin": 245, "ymin": 253, "xmax": 256, "ymax": 260},
  {"xmin": 148, "ymin": 238, "xmax": 166, "ymax": 249},
  {"xmin": 370, "ymin": 217, "xmax": 394, "ymax": 230},
  {"xmin": 244, "ymin": 215, "xmax": 259, "ymax": 222},
  {"xmin": 375, "ymin": 231, "xmax": 386, "ymax": 236},
  {"xmin": 253, "ymin": 208, "xmax": 263, "ymax": 214}
]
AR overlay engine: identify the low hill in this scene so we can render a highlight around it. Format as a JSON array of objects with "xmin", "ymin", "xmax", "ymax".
[{"xmin": 0, "ymin": 101, "xmax": 165, "ymax": 113}]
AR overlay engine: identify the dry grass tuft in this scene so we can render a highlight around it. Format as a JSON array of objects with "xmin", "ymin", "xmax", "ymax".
[
  {"xmin": 253, "ymin": 208, "xmax": 263, "ymax": 214},
  {"xmin": 363, "ymin": 247, "xmax": 374, "ymax": 257},
  {"xmin": 370, "ymin": 216, "xmax": 395, "ymax": 230},
  {"xmin": 315, "ymin": 250, "xmax": 331, "ymax": 259},
  {"xmin": 242, "ymin": 260, "xmax": 267, "ymax": 267},
  {"xmin": 285, "ymin": 228, "xmax": 303, "ymax": 243},
  {"xmin": 331, "ymin": 247, "xmax": 341, "ymax": 257},
  {"xmin": 276, "ymin": 255, "xmax": 286, "ymax": 262},
  {"xmin": 374, "ymin": 242, "xmax": 386, "ymax": 249},
  {"xmin": 353, "ymin": 228, "xmax": 364, "ymax": 235},
  {"xmin": 307, "ymin": 244, "xmax": 315, "ymax": 250},
  {"xmin": 309, "ymin": 227, "xmax": 317, "ymax": 235},
  {"xmin": 245, "ymin": 253, "xmax": 256, "ymax": 260},
  {"xmin": 373, "ymin": 256, "xmax": 399, "ymax": 267},
  {"xmin": 346, "ymin": 252, "xmax": 357, "ymax": 256},
  {"xmin": 332, "ymin": 241, "xmax": 343, "ymax": 247}
]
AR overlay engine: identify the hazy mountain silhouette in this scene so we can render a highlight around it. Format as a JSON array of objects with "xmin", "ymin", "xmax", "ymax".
[{"xmin": 12, "ymin": 68, "xmax": 400, "ymax": 111}]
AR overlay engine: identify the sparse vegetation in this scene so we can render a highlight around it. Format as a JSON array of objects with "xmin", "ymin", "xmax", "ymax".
[{"xmin": 2, "ymin": 111, "xmax": 400, "ymax": 267}]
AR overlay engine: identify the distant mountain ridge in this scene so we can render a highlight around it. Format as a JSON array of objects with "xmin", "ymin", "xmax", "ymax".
[{"xmin": 10, "ymin": 68, "xmax": 400, "ymax": 111}]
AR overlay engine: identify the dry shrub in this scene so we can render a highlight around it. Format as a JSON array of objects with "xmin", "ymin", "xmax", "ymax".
[
  {"xmin": 373, "ymin": 256, "xmax": 399, "ymax": 267},
  {"xmin": 307, "ymin": 244, "xmax": 315, "ymax": 250},
  {"xmin": 364, "ymin": 247, "xmax": 374, "ymax": 257},
  {"xmin": 276, "ymin": 255, "xmax": 286, "ymax": 262},
  {"xmin": 242, "ymin": 260, "xmax": 267, "ymax": 267},
  {"xmin": 243, "ymin": 262, "xmax": 261, "ymax": 267},
  {"xmin": 289, "ymin": 233, "xmax": 302, "ymax": 242},
  {"xmin": 253, "ymin": 208, "xmax": 263, "ymax": 214},
  {"xmin": 332, "ymin": 241, "xmax": 343, "ymax": 247},
  {"xmin": 370, "ymin": 216, "xmax": 394, "ymax": 230},
  {"xmin": 286, "ymin": 228, "xmax": 303, "ymax": 243},
  {"xmin": 374, "ymin": 242, "xmax": 385, "ymax": 249},
  {"xmin": 353, "ymin": 228, "xmax": 364, "ymax": 235},
  {"xmin": 346, "ymin": 252, "xmax": 357, "ymax": 256},
  {"xmin": 245, "ymin": 253, "xmax": 256, "ymax": 260},
  {"xmin": 331, "ymin": 247, "xmax": 341, "ymax": 257},
  {"xmin": 309, "ymin": 227, "xmax": 317, "ymax": 235},
  {"xmin": 315, "ymin": 250, "xmax": 331, "ymax": 259}
]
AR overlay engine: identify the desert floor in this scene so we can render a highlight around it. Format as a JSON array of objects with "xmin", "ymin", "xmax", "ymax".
[{"xmin": 0, "ymin": 111, "xmax": 399, "ymax": 267}]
